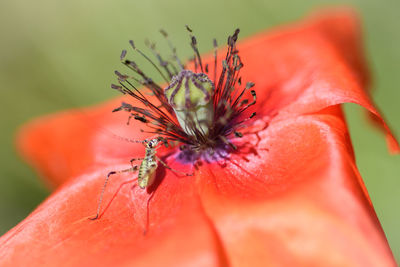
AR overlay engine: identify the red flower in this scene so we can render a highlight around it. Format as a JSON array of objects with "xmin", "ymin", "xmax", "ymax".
[{"xmin": 1, "ymin": 9, "xmax": 398, "ymax": 267}]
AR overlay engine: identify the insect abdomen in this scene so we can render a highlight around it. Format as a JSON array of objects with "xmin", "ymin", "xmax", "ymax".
[{"xmin": 138, "ymin": 158, "xmax": 157, "ymax": 189}]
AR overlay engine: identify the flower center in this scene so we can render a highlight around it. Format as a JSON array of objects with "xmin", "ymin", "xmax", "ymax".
[
  {"xmin": 112, "ymin": 28, "xmax": 257, "ymax": 159},
  {"xmin": 164, "ymin": 70, "xmax": 214, "ymax": 136}
]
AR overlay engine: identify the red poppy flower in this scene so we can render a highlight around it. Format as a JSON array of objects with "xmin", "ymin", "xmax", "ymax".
[{"xmin": 1, "ymin": 9, "xmax": 398, "ymax": 267}]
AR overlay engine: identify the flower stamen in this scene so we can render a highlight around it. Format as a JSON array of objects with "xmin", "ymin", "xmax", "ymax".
[{"xmin": 112, "ymin": 27, "xmax": 257, "ymax": 161}]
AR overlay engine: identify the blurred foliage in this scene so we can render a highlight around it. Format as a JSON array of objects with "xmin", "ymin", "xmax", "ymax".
[{"xmin": 0, "ymin": 0, "xmax": 399, "ymax": 260}]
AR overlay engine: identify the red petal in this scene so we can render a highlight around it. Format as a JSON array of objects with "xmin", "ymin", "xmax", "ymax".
[
  {"xmin": 197, "ymin": 106, "xmax": 395, "ymax": 266},
  {"xmin": 235, "ymin": 8, "xmax": 399, "ymax": 152}
]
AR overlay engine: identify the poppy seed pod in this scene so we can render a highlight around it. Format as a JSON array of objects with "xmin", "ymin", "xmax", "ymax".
[{"xmin": 164, "ymin": 70, "xmax": 214, "ymax": 136}]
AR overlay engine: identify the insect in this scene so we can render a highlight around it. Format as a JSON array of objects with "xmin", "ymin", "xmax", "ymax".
[{"xmin": 89, "ymin": 136, "xmax": 192, "ymax": 221}]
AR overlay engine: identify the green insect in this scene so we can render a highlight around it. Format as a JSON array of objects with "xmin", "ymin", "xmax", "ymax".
[{"xmin": 89, "ymin": 137, "xmax": 192, "ymax": 221}]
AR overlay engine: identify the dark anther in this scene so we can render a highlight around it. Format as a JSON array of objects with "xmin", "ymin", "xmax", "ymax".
[
  {"xmin": 213, "ymin": 38, "xmax": 217, "ymax": 47},
  {"xmin": 120, "ymin": 50, "xmax": 127, "ymax": 61},
  {"xmin": 185, "ymin": 25, "xmax": 193, "ymax": 32},
  {"xmin": 234, "ymin": 131, "xmax": 243, "ymax": 138},
  {"xmin": 115, "ymin": 71, "xmax": 128, "ymax": 81},
  {"xmin": 124, "ymin": 60, "xmax": 137, "ymax": 68},
  {"xmin": 134, "ymin": 115, "xmax": 148, "ymax": 123},
  {"xmin": 230, "ymin": 143, "xmax": 237, "ymax": 150},
  {"xmin": 191, "ymin": 36, "xmax": 197, "ymax": 45},
  {"xmin": 227, "ymin": 36, "xmax": 232, "ymax": 46},
  {"xmin": 111, "ymin": 84, "xmax": 125, "ymax": 94},
  {"xmin": 111, "ymin": 84, "xmax": 122, "ymax": 90},
  {"xmin": 232, "ymin": 29, "xmax": 240, "ymax": 42},
  {"xmin": 246, "ymin": 82, "xmax": 255, "ymax": 89},
  {"xmin": 129, "ymin": 40, "xmax": 135, "ymax": 49},
  {"xmin": 160, "ymin": 29, "xmax": 168, "ymax": 37}
]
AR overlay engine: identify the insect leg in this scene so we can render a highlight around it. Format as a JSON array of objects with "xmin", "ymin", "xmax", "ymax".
[
  {"xmin": 143, "ymin": 189, "xmax": 155, "ymax": 236},
  {"xmin": 89, "ymin": 165, "xmax": 138, "ymax": 220},
  {"xmin": 130, "ymin": 157, "xmax": 144, "ymax": 168},
  {"xmin": 155, "ymin": 156, "xmax": 193, "ymax": 176}
]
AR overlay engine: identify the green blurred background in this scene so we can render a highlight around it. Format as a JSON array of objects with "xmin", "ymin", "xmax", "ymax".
[{"xmin": 0, "ymin": 0, "xmax": 399, "ymax": 260}]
